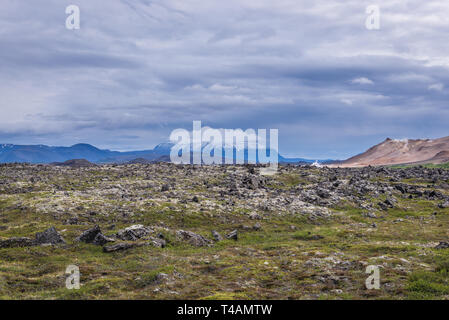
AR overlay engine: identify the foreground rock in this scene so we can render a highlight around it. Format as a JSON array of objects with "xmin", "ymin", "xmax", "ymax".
[
  {"xmin": 116, "ymin": 225, "xmax": 152, "ymax": 241},
  {"xmin": 34, "ymin": 227, "xmax": 66, "ymax": 245},
  {"xmin": 176, "ymin": 230, "xmax": 211, "ymax": 247},
  {"xmin": 0, "ymin": 227, "xmax": 65, "ymax": 248},
  {"xmin": 211, "ymin": 230, "xmax": 223, "ymax": 242},
  {"xmin": 226, "ymin": 230, "xmax": 238, "ymax": 241},
  {"xmin": 76, "ymin": 225, "xmax": 101, "ymax": 243},
  {"xmin": 76, "ymin": 225, "xmax": 115, "ymax": 246},
  {"xmin": 93, "ymin": 233, "xmax": 115, "ymax": 246},
  {"xmin": 435, "ymin": 241, "xmax": 449, "ymax": 249},
  {"xmin": 0, "ymin": 237, "xmax": 35, "ymax": 248},
  {"xmin": 149, "ymin": 237, "xmax": 166, "ymax": 248},
  {"xmin": 103, "ymin": 242, "xmax": 146, "ymax": 253}
]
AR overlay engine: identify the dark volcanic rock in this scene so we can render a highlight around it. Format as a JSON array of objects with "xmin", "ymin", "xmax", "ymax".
[
  {"xmin": 435, "ymin": 241, "xmax": 449, "ymax": 249},
  {"xmin": 242, "ymin": 175, "xmax": 259, "ymax": 189},
  {"xmin": 103, "ymin": 242, "xmax": 143, "ymax": 253},
  {"xmin": 76, "ymin": 225, "xmax": 101, "ymax": 243},
  {"xmin": 226, "ymin": 230, "xmax": 238, "ymax": 240},
  {"xmin": 92, "ymin": 233, "xmax": 115, "ymax": 246},
  {"xmin": 116, "ymin": 225, "xmax": 152, "ymax": 241},
  {"xmin": 149, "ymin": 237, "xmax": 166, "ymax": 248},
  {"xmin": 316, "ymin": 188, "xmax": 330, "ymax": 198},
  {"xmin": 0, "ymin": 237, "xmax": 35, "ymax": 248},
  {"xmin": 176, "ymin": 230, "xmax": 211, "ymax": 247},
  {"xmin": 438, "ymin": 201, "xmax": 449, "ymax": 209},
  {"xmin": 384, "ymin": 198, "xmax": 396, "ymax": 208},
  {"xmin": 378, "ymin": 202, "xmax": 389, "ymax": 211},
  {"xmin": 35, "ymin": 227, "xmax": 65, "ymax": 245},
  {"xmin": 211, "ymin": 230, "xmax": 223, "ymax": 242},
  {"xmin": 249, "ymin": 212, "xmax": 261, "ymax": 220}
]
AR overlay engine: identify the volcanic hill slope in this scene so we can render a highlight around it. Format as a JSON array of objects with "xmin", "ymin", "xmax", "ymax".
[{"xmin": 337, "ymin": 136, "xmax": 449, "ymax": 167}]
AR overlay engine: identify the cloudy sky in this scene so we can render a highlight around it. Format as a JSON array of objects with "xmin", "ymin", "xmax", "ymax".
[{"xmin": 1, "ymin": 0, "xmax": 449, "ymax": 158}]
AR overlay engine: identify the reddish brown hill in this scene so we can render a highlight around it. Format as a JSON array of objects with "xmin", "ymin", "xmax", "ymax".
[{"xmin": 335, "ymin": 136, "xmax": 449, "ymax": 167}]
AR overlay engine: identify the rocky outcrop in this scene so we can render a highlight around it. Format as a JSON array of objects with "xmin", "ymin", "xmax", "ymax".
[
  {"xmin": 76, "ymin": 225, "xmax": 102, "ymax": 243},
  {"xmin": 103, "ymin": 242, "xmax": 145, "ymax": 253},
  {"xmin": 0, "ymin": 237, "xmax": 35, "ymax": 248},
  {"xmin": 226, "ymin": 230, "xmax": 238, "ymax": 241},
  {"xmin": 34, "ymin": 227, "xmax": 66, "ymax": 245},
  {"xmin": 211, "ymin": 230, "xmax": 223, "ymax": 242},
  {"xmin": 116, "ymin": 225, "xmax": 153, "ymax": 241},
  {"xmin": 176, "ymin": 230, "xmax": 211, "ymax": 247}
]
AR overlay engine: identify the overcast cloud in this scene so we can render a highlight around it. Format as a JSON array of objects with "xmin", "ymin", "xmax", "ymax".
[{"xmin": 1, "ymin": 0, "xmax": 449, "ymax": 158}]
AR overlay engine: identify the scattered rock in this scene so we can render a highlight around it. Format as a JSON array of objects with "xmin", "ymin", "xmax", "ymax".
[
  {"xmin": 242, "ymin": 175, "xmax": 259, "ymax": 189},
  {"xmin": 35, "ymin": 227, "xmax": 65, "ymax": 245},
  {"xmin": 103, "ymin": 242, "xmax": 144, "ymax": 253},
  {"xmin": 0, "ymin": 237, "xmax": 35, "ymax": 248},
  {"xmin": 438, "ymin": 201, "xmax": 449, "ymax": 209},
  {"xmin": 76, "ymin": 225, "xmax": 101, "ymax": 243},
  {"xmin": 63, "ymin": 217, "xmax": 81, "ymax": 225},
  {"xmin": 116, "ymin": 225, "xmax": 152, "ymax": 241},
  {"xmin": 384, "ymin": 198, "xmax": 396, "ymax": 208},
  {"xmin": 249, "ymin": 212, "xmax": 261, "ymax": 220},
  {"xmin": 176, "ymin": 230, "xmax": 211, "ymax": 247},
  {"xmin": 154, "ymin": 273, "xmax": 169, "ymax": 284},
  {"xmin": 316, "ymin": 188, "xmax": 330, "ymax": 199},
  {"xmin": 363, "ymin": 212, "xmax": 377, "ymax": 219},
  {"xmin": 149, "ymin": 237, "xmax": 166, "ymax": 248},
  {"xmin": 93, "ymin": 233, "xmax": 115, "ymax": 246},
  {"xmin": 226, "ymin": 230, "xmax": 238, "ymax": 241},
  {"xmin": 211, "ymin": 230, "xmax": 223, "ymax": 242},
  {"xmin": 435, "ymin": 241, "xmax": 449, "ymax": 249}
]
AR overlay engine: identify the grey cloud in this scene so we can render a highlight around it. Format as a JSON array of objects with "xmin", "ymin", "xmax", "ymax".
[{"xmin": 1, "ymin": 0, "xmax": 449, "ymax": 158}]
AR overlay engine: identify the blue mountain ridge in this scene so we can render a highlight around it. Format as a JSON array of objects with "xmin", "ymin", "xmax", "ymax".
[{"xmin": 0, "ymin": 143, "xmax": 332, "ymax": 164}]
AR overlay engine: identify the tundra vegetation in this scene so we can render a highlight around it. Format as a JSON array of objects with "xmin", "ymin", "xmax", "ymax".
[{"xmin": 0, "ymin": 162, "xmax": 448, "ymax": 299}]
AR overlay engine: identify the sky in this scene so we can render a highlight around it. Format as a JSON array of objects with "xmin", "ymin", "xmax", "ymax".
[{"xmin": 1, "ymin": 0, "xmax": 449, "ymax": 159}]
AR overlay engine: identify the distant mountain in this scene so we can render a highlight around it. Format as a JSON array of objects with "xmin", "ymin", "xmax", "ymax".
[
  {"xmin": 0, "ymin": 143, "xmax": 118, "ymax": 163},
  {"xmin": 0, "ymin": 142, "xmax": 328, "ymax": 164},
  {"xmin": 0, "ymin": 143, "xmax": 154, "ymax": 164},
  {"xmin": 337, "ymin": 136, "xmax": 449, "ymax": 167}
]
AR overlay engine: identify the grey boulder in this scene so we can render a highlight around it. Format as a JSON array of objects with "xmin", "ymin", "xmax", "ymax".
[
  {"xmin": 35, "ymin": 227, "xmax": 66, "ymax": 245},
  {"xmin": 176, "ymin": 230, "xmax": 211, "ymax": 247}
]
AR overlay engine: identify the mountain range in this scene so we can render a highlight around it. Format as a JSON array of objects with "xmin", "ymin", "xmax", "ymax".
[
  {"xmin": 4, "ymin": 135, "xmax": 449, "ymax": 166},
  {"xmin": 0, "ymin": 143, "xmax": 324, "ymax": 164}
]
